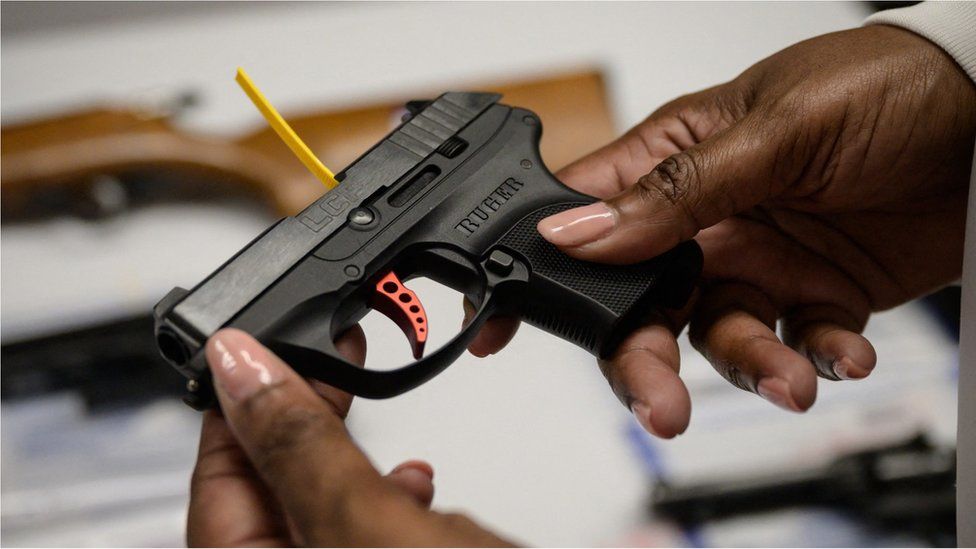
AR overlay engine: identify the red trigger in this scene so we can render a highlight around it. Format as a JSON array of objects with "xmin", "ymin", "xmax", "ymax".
[{"xmin": 370, "ymin": 271, "xmax": 428, "ymax": 359}]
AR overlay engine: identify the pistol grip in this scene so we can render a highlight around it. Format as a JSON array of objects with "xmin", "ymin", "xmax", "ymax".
[{"xmin": 496, "ymin": 203, "xmax": 702, "ymax": 358}]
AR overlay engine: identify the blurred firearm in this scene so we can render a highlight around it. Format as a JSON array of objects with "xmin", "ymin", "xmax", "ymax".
[
  {"xmin": 0, "ymin": 72, "xmax": 617, "ymax": 410},
  {"xmin": 652, "ymin": 435, "xmax": 956, "ymax": 546},
  {"xmin": 1, "ymin": 72, "xmax": 615, "ymax": 223}
]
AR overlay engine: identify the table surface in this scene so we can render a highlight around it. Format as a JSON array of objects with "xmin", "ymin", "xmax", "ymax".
[{"xmin": 4, "ymin": 3, "xmax": 957, "ymax": 547}]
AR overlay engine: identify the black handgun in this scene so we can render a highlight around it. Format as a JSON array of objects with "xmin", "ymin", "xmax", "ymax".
[
  {"xmin": 651, "ymin": 435, "xmax": 957, "ymax": 545},
  {"xmin": 154, "ymin": 92, "xmax": 702, "ymax": 408}
]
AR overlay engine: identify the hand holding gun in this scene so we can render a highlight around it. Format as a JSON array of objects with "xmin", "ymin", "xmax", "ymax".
[{"xmin": 154, "ymin": 72, "xmax": 701, "ymax": 407}]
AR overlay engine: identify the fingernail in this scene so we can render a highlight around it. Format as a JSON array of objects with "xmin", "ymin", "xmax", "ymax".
[
  {"xmin": 206, "ymin": 329, "xmax": 285, "ymax": 402},
  {"xmin": 757, "ymin": 377, "xmax": 801, "ymax": 412},
  {"xmin": 630, "ymin": 400, "xmax": 668, "ymax": 438},
  {"xmin": 832, "ymin": 357, "xmax": 869, "ymax": 380},
  {"xmin": 537, "ymin": 202, "xmax": 615, "ymax": 247},
  {"xmin": 392, "ymin": 461, "xmax": 434, "ymax": 480}
]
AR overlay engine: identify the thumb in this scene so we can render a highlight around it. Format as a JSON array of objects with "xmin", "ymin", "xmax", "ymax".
[
  {"xmin": 205, "ymin": 329, "xmax": 393, "ymax": 544},
  {"xmin": 538, "ymin": 112, "xmax": 793, "ymax": 264}
]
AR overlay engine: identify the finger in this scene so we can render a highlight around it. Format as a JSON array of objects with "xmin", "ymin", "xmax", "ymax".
[
  {"xmin": 600, "ymin": 319, "xmax": 691, "ymax": 438},
  {"xmin": 469, "ymin": 95, "xmax": 729, "ymax": 356},
  {"xmin": 553, "ymin": 128, "xmax": 666, "ymax": 198},
  {"xmin": 207, "ymin": 331, "xmax": 511, "ymax": 546},
  {"xmin": 781, "ymin": 305, "xmax": 877, "ymax": 380},
  {"xmin": 188, "ymin": 410, "xmax": 287, "ymax": 547},
  {"xmin": 385, "ymin": 460, "xmax": 435, "ymax": 508},
  {"xmin": 462, "ymin": 298, "xmax": 520, "ymax": 357},
  {"xmin": 694, "ymin": 217, "xmax": 873, "ymax": 318},
  {"xmin": 335, "ymin": 324, "xmax": 367, "ymax": 366},
  {"xmin": 539, "ymin": 111, "xmax": 797, "ymax": 264},
  {"xmin": 205, "ymin": 328, "xmax": 397, "ymax": 544},
  {"xmin": 468, "ymin": 316, "xmax": 520, "ymax": 357},
  {"xmin": 553, "ymin": 86, "xmax": 734, "ymax": 198},
  {"xmin": 689, "ymin": 283, "xmax": 818, "ymax": 412},
  {"xmin": 308, "ymin": 325, "xmax": 367, "ymax": 417}
]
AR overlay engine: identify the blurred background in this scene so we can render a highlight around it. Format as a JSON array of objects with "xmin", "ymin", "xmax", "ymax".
[{"xmin": 0, "ymin": 2, "xmax": 961, "ymax": 547}]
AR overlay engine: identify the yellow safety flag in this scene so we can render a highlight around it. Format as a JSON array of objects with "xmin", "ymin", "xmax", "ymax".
[{"xmin": 235, "ymin": 67, "xmax": 339, "ymax": 190}]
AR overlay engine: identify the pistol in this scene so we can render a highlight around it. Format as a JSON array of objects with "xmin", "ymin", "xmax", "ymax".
[{"xmin": 153, "ymin": 92, "xmax": 702, "ymax": 408}]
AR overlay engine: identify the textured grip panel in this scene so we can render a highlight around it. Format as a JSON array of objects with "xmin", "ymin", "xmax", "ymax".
[
  {"xmin": 496, "ymin": 203, "xmax": 699, "ymax": 356},
  {"xmin": 498, "ymin": 203, "xmax": 664, "ymax": 314},
  {"xmin": 518, "ymin": 297, "xmax": 601, "ymax": 352}
]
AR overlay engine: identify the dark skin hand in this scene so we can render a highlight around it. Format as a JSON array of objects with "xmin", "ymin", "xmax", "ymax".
[
  {"xmin": 188, "ymin": 328, "xmax": 513, "ymax": 547},
  {"xmin": 470, "ymin": 25, "xmax": 976, "ymax": 437},
  {"xmin": 189, "ymin": 24, "xmax": 976, "ymax": 547}
]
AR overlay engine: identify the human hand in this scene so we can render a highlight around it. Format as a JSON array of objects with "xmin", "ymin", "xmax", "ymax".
[
  {"xmin": 187, "ymin": 328, "xmax": 513, "ymax": 547},
  {"xmin": 470, "ymin": 25, "xmax": 976, "ymax": 436}
]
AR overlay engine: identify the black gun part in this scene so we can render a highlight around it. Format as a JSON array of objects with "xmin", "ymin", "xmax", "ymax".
[
  {"xmin": 652, "ymin": 435, "xmax": 956, "ymax": 546},
  {"xmin": 154, "ymin": 92, "xmax": 702, "ymax": 408}
]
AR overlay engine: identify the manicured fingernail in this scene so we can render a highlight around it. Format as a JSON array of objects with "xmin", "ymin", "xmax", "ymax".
[
  {"xmin": 537, "ymin": 202, "xmax": 615, "ymax": 247},
  {"xmin": 757, "ymin": 377, "xmax": 801, "ymax": 412},
  {"xmin": 631, "ymin": 400, "xmax": 668, "ymax": 438},
  {"xmin": 206, "ymin": 329, "xmax": 284, "ymax": 402},
  {"xmin": 833, "ymin": 357, "xmax": 869, "ymax": 380}
]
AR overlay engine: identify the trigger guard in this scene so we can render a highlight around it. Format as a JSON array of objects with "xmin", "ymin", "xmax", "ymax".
[{"xmin": 265, "ymin": 288, "xmax": 499, "ymax": 399}]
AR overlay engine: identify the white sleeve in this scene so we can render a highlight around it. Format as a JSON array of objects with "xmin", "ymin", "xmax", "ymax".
[
  {"xmin": 958, "ymin": 143, "xmax": 976, "ymax": 548},
  {"xmin": 866, "ymin": 3, "xmax": 976, "ymax": 545},
  {"xmin": 865, "ymin": 2, "xmax": 976, "ymax": 83}
]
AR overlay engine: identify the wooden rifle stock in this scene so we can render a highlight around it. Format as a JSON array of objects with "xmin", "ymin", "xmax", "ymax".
[{"xmin": 1, "ymin": 71, "xmax": 615, "ymax": 221}]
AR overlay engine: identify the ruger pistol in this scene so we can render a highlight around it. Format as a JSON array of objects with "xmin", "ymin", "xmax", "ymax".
[{"xmin": 154, "ymin": 91, "xmax": 702, "ymax": 408}]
